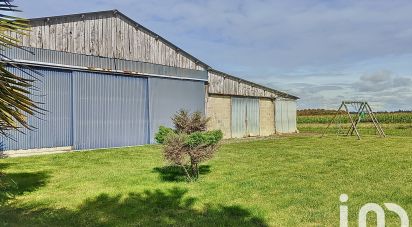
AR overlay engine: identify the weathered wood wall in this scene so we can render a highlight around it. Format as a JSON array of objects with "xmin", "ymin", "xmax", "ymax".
[
  {"xmin": 208, "ymin": 70, "xmax": 281, "ymax": 99},
  {"xmin": 13, "ymin": 11, "xmax": 206, "ymax": 71}
]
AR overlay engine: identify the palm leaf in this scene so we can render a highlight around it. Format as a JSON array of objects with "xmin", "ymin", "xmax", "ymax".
[{"xmin": 0, "ymin": 1, "xmax": 40, "ymax": 135}]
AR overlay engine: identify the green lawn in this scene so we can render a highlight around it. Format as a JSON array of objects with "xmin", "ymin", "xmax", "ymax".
[
  {"xmin": 1, "ymin": 135, "xmax": 412, "ymax": 226},
  {"xmin": 299, "ymin": 123, "xmax": 412, "ymax": 137}
]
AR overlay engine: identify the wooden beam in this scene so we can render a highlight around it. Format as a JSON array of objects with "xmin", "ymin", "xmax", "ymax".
[
  {"xmin": 343, "ymin": 103, "xmax": 361, "ymax": 140},
  {"xmin": 321, "ymin": 102, "xmax": 344, "ymax": 138}
]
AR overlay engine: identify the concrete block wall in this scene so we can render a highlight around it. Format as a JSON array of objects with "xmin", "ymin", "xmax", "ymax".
[
  {"xmin": 259, "ymin": 99, "xmax": 275, "ymax": 136},
  {"xmin": 206, "ymin": 95, "xmax": 232, "ymax": 139}
]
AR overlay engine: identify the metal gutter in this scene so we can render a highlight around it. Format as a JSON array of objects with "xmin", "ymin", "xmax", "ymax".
[
  {"xmin": 1, "ymin": 47, "xmax": 208, "ymax": 82},
  {"xmin": 1, "ymin": 58, "xmax": 208, "ymax": 82}
]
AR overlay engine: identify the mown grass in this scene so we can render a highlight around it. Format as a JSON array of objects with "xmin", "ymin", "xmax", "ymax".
[
  {"xmin": 299, "ymin": 123, "xmax": 412, "ymax": 137},
  {"xmin": 1, "ymin": 135, "xmax": 412, "ymax": 226}
]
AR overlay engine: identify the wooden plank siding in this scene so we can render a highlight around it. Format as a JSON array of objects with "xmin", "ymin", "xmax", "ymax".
[
  {"xmin": 208, "ymin": 70, "xmax": 298, "ymax": 99},
  {"xmin": 208, "ymin": 70, "xmax": 280, "ymax": 99},
  {"xmin": 18, "ymin": 11, "xmax": 207, "ymax": 71}
]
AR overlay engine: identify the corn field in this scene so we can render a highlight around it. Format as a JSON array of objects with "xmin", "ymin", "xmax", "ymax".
[{"xmin": 298, "ymin": 112, "xmax": 412, "ymax": 124}]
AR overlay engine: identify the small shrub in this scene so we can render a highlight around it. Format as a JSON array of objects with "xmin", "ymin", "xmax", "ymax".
[
  {"xmin": 159, "ymin": 111, "xmax": 222, "ymax": 182},
  {"xmin": 189, "ymin": 111, "xmax": 209, "ymax": 133},
  {"xmin": 163, "ymin": 133, "xmax": 189, "ymax": 166},
  {"xmin": 155, "ymin": 126, "xmax": 175, "ymax": 144},
  {"xmin": 163, "ymin": 130, "xmax": 222, "ymax": 181},
  {"xmin": 172, "ymin": 110, "xmax": 210, "ymax": 134}
]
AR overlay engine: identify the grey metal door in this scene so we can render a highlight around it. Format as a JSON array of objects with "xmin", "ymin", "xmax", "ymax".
[
  {"xmin": 275, "ymin": 100, "xmax": 297, "ymax": 133},
  {"xmin": 231, "ymin": 97, "xmax": 260, "ymax": 138}
]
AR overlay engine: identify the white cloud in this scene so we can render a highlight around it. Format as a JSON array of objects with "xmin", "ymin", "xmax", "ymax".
[
  {"xmin": 353, "ymin": 71, "xmax": 412, "ymax": 92},
  {"xmin": 270, "ymin": 71, "xmax": 412, "ymax": 111}
]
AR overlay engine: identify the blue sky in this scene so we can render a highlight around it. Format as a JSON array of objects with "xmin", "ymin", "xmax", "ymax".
[{"xmin": 16, "ymin": 0, "xmax": 412, "ymax": 110}]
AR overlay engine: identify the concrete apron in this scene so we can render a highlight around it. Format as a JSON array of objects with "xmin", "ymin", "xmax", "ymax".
[{"xmin": 2, "ymin": 146, "xmax": 73, "ymax": 158}]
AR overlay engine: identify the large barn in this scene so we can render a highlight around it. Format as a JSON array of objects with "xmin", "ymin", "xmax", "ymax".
[{"xmin": 1, "ymin": 10, "xmax": 298, "ymax": 153}]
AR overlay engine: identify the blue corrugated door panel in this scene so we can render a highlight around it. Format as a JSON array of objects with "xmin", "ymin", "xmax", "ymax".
[
  {"xmin": 148, "ymin": 77, "xmax": 206, "ymax": 143},
  {"xmin": 73, "ymin": 71, "xmax": 149, "ymax": 150},
  {"xmin": 1, "ymin": 66, "xmax": 73, "ymax": 150}
]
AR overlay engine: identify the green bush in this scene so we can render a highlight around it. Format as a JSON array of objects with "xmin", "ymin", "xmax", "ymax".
[
  {"xmin": 155, "ymin": 126, "xmax": 175, "ymax": 144},
  {"xmin": 158, "ymin": 111, "xmax": 223, "ymax": 182},
  {"xmin": 186, "ymin": 130, "xmax": 223, "ymax": 148},
  {"xmin": 163, "ymin": 130, "xmax": 222, "ymax": 181}
]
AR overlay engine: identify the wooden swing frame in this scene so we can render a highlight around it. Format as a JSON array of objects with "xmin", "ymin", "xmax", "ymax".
[{"xmin": 322, "ymin": 101, "xmax": 386, "ymax": 140}]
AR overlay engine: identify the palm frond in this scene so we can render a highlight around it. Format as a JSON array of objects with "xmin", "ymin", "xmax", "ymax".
[{"xmin": 0, "ymin": 0, "xmax": 39, "ymax": 135}]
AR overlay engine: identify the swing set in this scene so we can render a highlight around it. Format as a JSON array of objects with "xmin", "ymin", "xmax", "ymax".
[{"xmin": 322, "ymin": 101, "xmax": 386, "ymax": 140}]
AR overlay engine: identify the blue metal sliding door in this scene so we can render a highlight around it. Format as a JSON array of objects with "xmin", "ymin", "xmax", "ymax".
[
  {"xmin": 148, "ymin": 77, "xmax": 205, "ymax": 143},
  {"xmin": 1, "ymin": 68, "xmax": 205, "ymax": 151},
  {"xmin": 2, "ymin": 67, "xmax": 73, "ymax": 150},
  {"xmin": 72, "ymin": 72, "xmax": 149, "ymax": 149}
]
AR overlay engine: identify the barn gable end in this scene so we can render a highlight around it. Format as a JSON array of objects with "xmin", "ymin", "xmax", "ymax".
[{"xmin": 16, "ymin": 10, "xmax": 207, "ymax": 71}]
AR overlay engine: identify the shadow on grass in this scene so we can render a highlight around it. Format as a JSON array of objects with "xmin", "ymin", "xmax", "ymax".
[
  {"xmin": 153, "ymin": 165, "xmax": 211, "ymax": 182},
  {"xmin": 0, "ymin": 171, "xmax": 49, "ymax": 205},
  {"xmin": 0, "ymin": 163, "xmax": 11, "ymax": 170},
  {"xmin": 0, "ymin": 187, "xmax": 268, "ymax": 226}
]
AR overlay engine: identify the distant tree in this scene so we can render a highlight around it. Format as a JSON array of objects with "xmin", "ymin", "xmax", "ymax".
[{"xmin": 298, "ymin": 109, "xmax": 346, "ymax": 116}]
